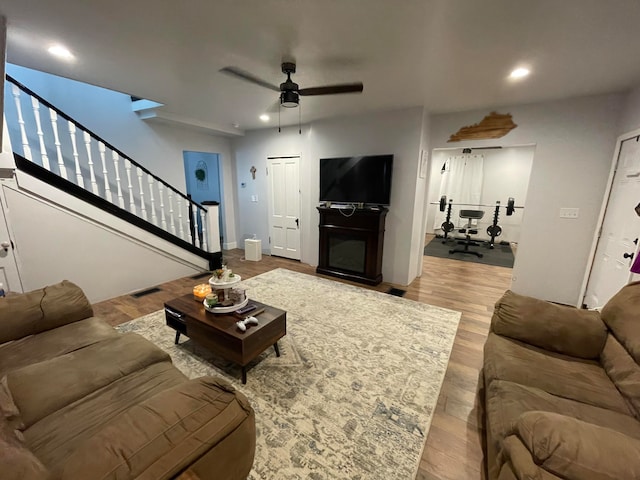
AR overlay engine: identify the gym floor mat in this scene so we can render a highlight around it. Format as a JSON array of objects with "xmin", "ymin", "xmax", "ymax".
[{"xmin": 423, "ymin": 237, "xmax": 515, "ymax": 268}]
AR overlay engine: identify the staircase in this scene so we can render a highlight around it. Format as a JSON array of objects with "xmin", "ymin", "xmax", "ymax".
[{"xmin": 1, "ymin": 74, "xmax": 222, "ymax": 301}]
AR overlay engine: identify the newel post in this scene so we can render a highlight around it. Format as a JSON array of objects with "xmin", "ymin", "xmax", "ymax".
[{"xmin": 202, "ymin": 201, "xmax": 222, "ymax": 270}]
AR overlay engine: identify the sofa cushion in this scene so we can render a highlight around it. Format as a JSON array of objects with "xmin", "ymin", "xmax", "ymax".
[
  {"xmin": 0, "ymin": 280, "xmax": 93, "ymax": 344},
  {"xmin": 501, "ymin": 437, "xmax": 563, "ymax": 480},
  {"xmin": 485, "ymin": 380, "xmax": 640, "ymax": 473},
  {"xmin": 0, "ymin": 317, "xmax": 118, "ymax": 377},
  {"xmin": 601, "ymin": 333, "xmax": 640, "ymax": 418},
  {"xmin": 512, "ymin": 412, "xmax": 640, "ymax": 480},
  {"xmin": 484, "ymin": 332, "xmax": 631, "ymax": 415},
  {"xmin": 601, "ymin": 280, "xmax": 640, "ymax": 363},
  {"xmin": 5, "ymin": 333, "xmax": 170, "ymax": 428},
  {"xmin": 25, "ymin": 362, "xmax": 187, "ymax": 468},
  {"xmin": 491, "ymin": 290, "xmax": 606, "ymax": 359},
  {"xmin": 0, "ymin": 415, "xmax": 49, "ymax": 480},
  {"xmin": 0, "ymin": 434, "xmax": 49, "ymax": 480},
  {"xmin": 51, "ymin": 377, "xmax": 255, "ymax": 480}
]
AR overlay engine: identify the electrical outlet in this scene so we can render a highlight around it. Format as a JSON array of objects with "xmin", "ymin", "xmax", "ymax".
[
  {"xmin": 251, "ymin": 195, "xmax": 258, "ymax": 203},
  {"xmin": 559, "ymin": 207, "xmax": 579, "ymax": 219}
]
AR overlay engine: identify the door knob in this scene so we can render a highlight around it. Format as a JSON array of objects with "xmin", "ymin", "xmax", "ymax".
[
  {"xmin": 624, "ymin": 252, "xmax": 635, "ymax": 260},
  {"xmin": 0, "ymin": 241, "xmax": 10, "ymax": 251}
]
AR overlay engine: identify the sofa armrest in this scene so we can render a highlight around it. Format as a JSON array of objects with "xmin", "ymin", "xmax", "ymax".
[
  {"xmin": 491, "ymin": 290, "xmax": 606, "ymax": 359},
  {"xmin": 0, "ymin": 280, "xmax": 93, "ymax": 344},
  {"xmin": 52, "ymin": 376, "xmax": 256, "ymax": 480},
  {"xmin": 505, "ymin": 411, "xmax": 640, "ymax": 480}
]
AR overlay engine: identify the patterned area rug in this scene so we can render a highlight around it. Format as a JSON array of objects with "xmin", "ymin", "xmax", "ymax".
[{"xmin": 117, "ymin": 268, "xmax": 461, "ymax": 479}]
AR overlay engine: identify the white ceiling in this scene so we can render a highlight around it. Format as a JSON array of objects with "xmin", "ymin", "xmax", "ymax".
[{"xmin": 3, "ymin": 0, "xmax": 640, "ymax": 133}]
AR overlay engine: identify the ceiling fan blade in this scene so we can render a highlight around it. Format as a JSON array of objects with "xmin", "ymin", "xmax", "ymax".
[
  {"xmin": 298, "ymin": 83, "xmax": 364, "ymax": 96},
  {"xmin": 266, "ymin": 99, "xmax": 281, "ymax": 113},
  {"xmin": 219, "ymin": 66, "xmax": 280, "ymax": 92}
]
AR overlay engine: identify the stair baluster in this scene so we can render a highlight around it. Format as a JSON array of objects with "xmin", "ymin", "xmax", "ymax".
[
  {"xmin": 98, "ymin": 142, "xmax": 112, "ymax": 203},
  {"xmin": 137, "ymin": 167, "xmax": 147, "ymax": 220},
  {"xmin": 49, "ymin": 110, "xmax": 68, "ymax": 180},
  {"xmin": 68, "ymin": 123, "xmax": 84, "ymax": 188},
  {"xmin": 31, "ymin": 97, "xmax": 50, "ymax": 171},
  {"xmin": 11, "ymin": 85, "xmax": 32, "ymax": 160},
  {"xmin": 124, "ymin": 160, "xmax": 136, "ymax": 215},
  {"xmin": 168, "ymin": 190, "xmax": 177, "ymax": 236},
  {"xmin": 111, "ymin": 151, "xmax": 125, "ymax": 209},
  {"xmin": 178, "ymin": 197, "xmax": 189, "ymax": 243},
  {"xmin": 147, "ymin": 174, "xmax": 157, "ymax": 225},
  {"xmin": 111, "ymin": 150, "xmax": 124, "ymax": 208},
  {"xmin": 83, "ymin": 132, "xmax": 99, "ymax": 195},
  {"xmin": 200, "ymin": 208, "xmax": 208, "ymax": 251},
  {"xmin": 190, "ymin": 201, "xmax": 198, "ymax": 247},
  {"xmin": 158, "ymin": 183, "xmax": 167, "ymax": 231}
]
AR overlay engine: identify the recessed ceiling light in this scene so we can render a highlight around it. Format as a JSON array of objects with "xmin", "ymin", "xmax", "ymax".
[
  {"xmin": 509, "ymin": 67, "xmax": 530, "ymax": 79},
  {"xmin": 259, "ymin": 114, "xmax": 270, "ymax": 122},
  {"xmin": 48, "ymin": 44, "xmax": 74, "ymax": 60}
]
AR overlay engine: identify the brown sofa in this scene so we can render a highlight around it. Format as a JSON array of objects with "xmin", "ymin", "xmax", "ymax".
[
  {"xmin": 0, "ymin": 281, "xmax": 255, "ymax": 480},
  {"xmin": 482, "ymin": 280, "xmax": 640, "ymax": 480}
]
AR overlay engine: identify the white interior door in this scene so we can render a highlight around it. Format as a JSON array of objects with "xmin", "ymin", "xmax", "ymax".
[
  {"xmin": 0, "ymin": 180, "xmax": 23, "ymax": 293},
  {"xmin": 584, "ymin": 136, "xmax": 640, "ymax": 308},
  {"xmin": 267, "ymin": 156, "xmax": 300, "ymax": 260}
]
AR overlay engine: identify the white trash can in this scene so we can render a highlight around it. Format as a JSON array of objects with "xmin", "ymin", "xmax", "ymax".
[{"xmin": 244, "ymin": 239, "xmax": 262, "ymax": 261}]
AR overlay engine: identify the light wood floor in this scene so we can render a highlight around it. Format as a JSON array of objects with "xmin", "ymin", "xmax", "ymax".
[{"xmin": 93, "ymin": 242, "xmax": 513, "ymax": 480}]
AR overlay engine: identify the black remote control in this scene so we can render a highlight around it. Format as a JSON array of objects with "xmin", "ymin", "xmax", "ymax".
[{"xmin": 235, "ymin": 304, "xmax": 256, "ymax": 315}]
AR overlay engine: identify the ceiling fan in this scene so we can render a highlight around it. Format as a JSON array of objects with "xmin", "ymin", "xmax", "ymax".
[{"xmin": 220, "ymin": 62, "xmax": 364, "ymax": 109}]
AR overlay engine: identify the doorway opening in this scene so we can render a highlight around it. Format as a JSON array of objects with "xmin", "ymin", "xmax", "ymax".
[
  {"xmin": 183, "ymin": 151, "xmax": 224, "ymax": 246},
  {"xmin": 422, "ymin": 145, "xmax": 535, "ymax": 269}
]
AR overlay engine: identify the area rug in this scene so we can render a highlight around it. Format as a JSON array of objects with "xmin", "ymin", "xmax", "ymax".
[
  {"xmin": 424, "ymin": 236, "xmax": 515, "ymax": 267},
  {"xmin": 117, "ymin": 268, "xmax": 461, "ymax": 479}
]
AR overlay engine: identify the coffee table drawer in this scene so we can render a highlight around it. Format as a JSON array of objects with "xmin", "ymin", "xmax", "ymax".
[{"xmin": 165, "ymin": 307, "xmax": 187, "ymax": 334}]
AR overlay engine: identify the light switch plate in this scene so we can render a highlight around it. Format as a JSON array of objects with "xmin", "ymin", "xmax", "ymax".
[{"xmin": 559, "ymin": 207, "xmax": 579, "ymax": 219}]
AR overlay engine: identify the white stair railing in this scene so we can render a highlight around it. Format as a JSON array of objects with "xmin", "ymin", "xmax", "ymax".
[
  {"xmin": 83, "ymin": 132, "xmax": 99, "ymax": 195},
  {"xmin": 98, "ymin": 142, "xmax": 112, "ymax": 203},
  {"xmin": 111, "ymin": 151, "xmax": 125, "ymax": 209},
  {"xmin": 4, "ymin": 74, "xmax": 217, "ymax": 260},
  {"xmin": 50, "ymin": 110, "xmax": 68, "ymax": 180},
  {"xmin": 68, "ymin": 123, "xmax": 84, "ymax": 188},
  {"xmin": 11, "ymin": 85, "xmax": 32, "ymax": 161},
  {"xmin": 31, "ymin": 97, "xmax": 50, "ymax": 171}
]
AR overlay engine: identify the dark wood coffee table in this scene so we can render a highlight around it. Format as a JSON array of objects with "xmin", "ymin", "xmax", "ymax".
[{"xmin": 164, "ymin": 295, "xmax": 286, "ymax": 384}]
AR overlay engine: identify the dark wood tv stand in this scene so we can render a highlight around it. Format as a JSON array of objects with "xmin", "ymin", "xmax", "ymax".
[{"xmin": 316, "ymin": 206, "xmax": 388, "ymax": 285}]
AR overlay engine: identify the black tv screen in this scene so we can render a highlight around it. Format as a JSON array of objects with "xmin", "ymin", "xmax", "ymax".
[{"xmin": 319, "ymin": 155, "xmax": 393, "ymax": 205}]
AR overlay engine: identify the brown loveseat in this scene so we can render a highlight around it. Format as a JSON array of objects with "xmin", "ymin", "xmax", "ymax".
[
  {"xmin": 481, "ymin": 281, "xmax": 640, "ymax": 480},
  {"xmin": 0, "ymin": 280, "xmax": 255, "ymax": 480}
]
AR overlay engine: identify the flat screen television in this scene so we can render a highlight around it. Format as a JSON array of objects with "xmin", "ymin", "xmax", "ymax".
[{"xmin": 319, "ymin": 155, "xmax": 393, "ymax": 205}]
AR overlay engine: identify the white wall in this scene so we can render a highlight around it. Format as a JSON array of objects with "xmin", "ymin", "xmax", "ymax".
[
  {"xmin": 425, "ymin": 146, "xmax": 534, "ymax": 243},
  {"xmin": 0, "ymin": 16, "xmax": 5, "ymax": 153},
  {"xmin": 414, "ymin": 107, "xmax": 431, "ymax": 278},
  {"xmin": 618, "ymin": 86, "xmax": 640, "ymax": 134},
  {"xmin": 4, "ymin": 173, "xmax": 206, "ymax": 302},
  {"xmin": 5, "ymin": 64, "xmax": 238, "ymax": 247},
  {"xmin": 232, "ymin": 107, "xmax": 425, "ymax": 285},
  {"xmin": 430, "ymin": 93, "xmax": 623, "ymax": 305}
]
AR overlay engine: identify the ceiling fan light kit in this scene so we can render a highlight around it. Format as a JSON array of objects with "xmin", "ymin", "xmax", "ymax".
[{"xmin": 280, "ymin": 90, "xmax": 299, "ymax": 108}]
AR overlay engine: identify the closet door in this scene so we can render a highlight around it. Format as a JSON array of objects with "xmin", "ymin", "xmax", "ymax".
[{"xmin": 584, "ymin": 136, "xmax": 640, "ymax": 308}]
